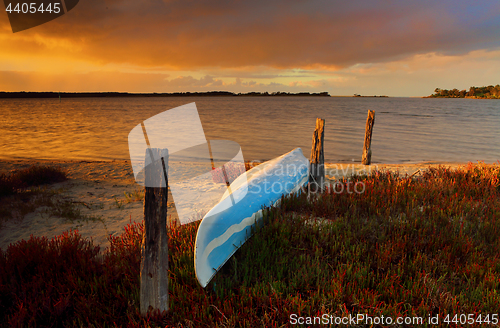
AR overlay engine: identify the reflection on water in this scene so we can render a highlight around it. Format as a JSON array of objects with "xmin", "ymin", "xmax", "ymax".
[{"xmin": 0, "ymin": 97, "xmax": 499, "ymax": 163}]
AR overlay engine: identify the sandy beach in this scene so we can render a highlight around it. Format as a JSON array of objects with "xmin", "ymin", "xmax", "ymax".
[{"xmin": 0, "ymin": 159, "xmax": 470, "ymax": 251}]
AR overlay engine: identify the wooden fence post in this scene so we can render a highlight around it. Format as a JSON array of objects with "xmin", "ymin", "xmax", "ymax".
[
  {"xmin": 362, "ymin": 110, "xmax": 375, "ymax": 165},
  {"xmin": 309, "ymin": 118, "xmax": 325, "ymax": 192},
  {"xmin": 140, "ymin": 148, "xmax": 169, "ymax": 315}
]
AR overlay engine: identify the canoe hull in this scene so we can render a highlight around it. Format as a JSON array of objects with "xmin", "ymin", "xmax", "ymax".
[{"xmin": 194, "ymin": 148, "xmax": 309, "ymax": 287}]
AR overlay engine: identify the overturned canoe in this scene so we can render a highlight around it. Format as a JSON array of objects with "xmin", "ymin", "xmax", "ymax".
[{"xmin": 194, "ymin": 148, "xmax": 309, "ymax": 287}]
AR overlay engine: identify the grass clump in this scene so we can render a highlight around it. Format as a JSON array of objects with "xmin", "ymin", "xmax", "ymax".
[
  {"xmin": 0, "ymin": 163, "xmax": 499, "ymax": 327},
  {"xmin": 112, "ymin": 196, "xmax": 124, "ymax": 209},
  {"xmin": 41, "ymin": 197, "xmax": 104, "ymax": 224},
  {"xmin": 10, "ymin": 165, "xmax": 67, "ymax": 189},
  {"xmin": 0, "ymin": 165, "xmax": 67, "ymax": 199},
  {"xmin": 0, "ymin": 173, "xmax": 16, "ymax": 198},
  {"xmin": 0, "ymin": 165, "xmax": 90, "ymax": 228},
  {"xmin": 125, "ymin": 189, "xmax": 145, "ymax": 203}
]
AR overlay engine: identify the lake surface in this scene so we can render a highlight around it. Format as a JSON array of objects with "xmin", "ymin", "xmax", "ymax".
[{"xmin": 1, "ymin": 97, "xmax": 499, "ymax": 164}]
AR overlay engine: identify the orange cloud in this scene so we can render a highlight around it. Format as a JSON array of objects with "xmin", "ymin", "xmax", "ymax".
[
  {"xmin": 1, "ymin": 46, "xmax": 500, "ymax": 96},
  {"xmin": 0, "ymin": 71, "xmax": 170, "ymax": 92},
  {"xmin": 1, "ymin": 0, "xmax": 499, "ymax": 71}
]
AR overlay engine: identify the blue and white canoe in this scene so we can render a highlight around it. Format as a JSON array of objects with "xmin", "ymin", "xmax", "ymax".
[{"xmin": 194, "ymin": 148, "xmax": 310, "ymax": 287}]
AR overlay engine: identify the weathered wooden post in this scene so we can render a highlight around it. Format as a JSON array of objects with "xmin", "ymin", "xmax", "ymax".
[
  {"xmin": 362, "ymin": 110, "xmax": 375, "ymax": 165},
  {"xmin": 309, "ymin": 118, "xmax": 325, "ymax": 192},
  {"xmin": 140, "ymin": 148, "xmax": 169, "ymax": 315}
]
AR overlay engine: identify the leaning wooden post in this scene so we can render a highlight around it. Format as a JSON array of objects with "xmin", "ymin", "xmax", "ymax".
[
  {"xmin": 309, "ymin": 118, "xmax": 325, "ymax": 192},
  {"xmin": 362, "ymin": 110, "xmax": 375, "ymax": 165},
  {"xmin": 141, "ymin": 148, "xmax": 169, "ymax": 315}
]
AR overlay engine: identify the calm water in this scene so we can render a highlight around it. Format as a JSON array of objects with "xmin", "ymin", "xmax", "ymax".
[{"xmin": 1, "ymin": 97, "xmax": 499, "ymax": 164}]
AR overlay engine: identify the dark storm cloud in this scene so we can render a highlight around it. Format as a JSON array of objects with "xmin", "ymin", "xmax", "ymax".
[{"xmin": 2, "ymin": 0, "xmax": 500, "ymax": 69}]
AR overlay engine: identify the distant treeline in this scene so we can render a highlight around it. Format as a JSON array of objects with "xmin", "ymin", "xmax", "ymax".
[
  {"xmin": 428, "ymin": 85, "xmax": 500, "ymax": 99},
  {"xmin": 353, "ymin": 94, "xmax": 388, "ymax": 97},
  {"xmin": 0, "ymin": 91, "xmax": 330, "ymax": 99}
]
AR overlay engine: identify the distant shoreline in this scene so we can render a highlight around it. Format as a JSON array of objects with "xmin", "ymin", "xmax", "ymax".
[
  {"xmin": 353, "ymin": 94, "xmax": 389, "ymax": 98},
  {"xmin": 0, "ymin": 91, "xmax": 331, "ymax": 99},
  {"xmin": 423, "ymin": 95, "xmax": 499, "ymax": 99}
]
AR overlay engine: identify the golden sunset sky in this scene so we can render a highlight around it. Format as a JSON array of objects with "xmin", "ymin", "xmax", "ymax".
[{"xmin": 1, "ymin": 0, "xmax": 500, "ymax": 96}]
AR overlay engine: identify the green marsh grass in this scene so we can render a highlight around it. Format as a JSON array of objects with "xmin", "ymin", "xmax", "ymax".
[
  {"xmin": 125, "ymin": 189, "xmax": 145, "ymax": 203},
  {"xmin": 0, "ymin": 163, "xmax": 499, "ymax": 327},
  {"xmin": 112, "ymin": 196, "xmax": 125, "ymax": 210},
  {"xmin": 41, "ymin": 197, "xmax": 105, "ymax": 224}
]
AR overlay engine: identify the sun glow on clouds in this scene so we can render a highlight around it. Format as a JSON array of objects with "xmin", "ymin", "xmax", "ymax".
[
  {"xmin": 325, "ymin": 49, "xmax": 500, "ymax": 95},
  {"xmin": 1, "ymin": 48, "xmax": 500, "ymax": 96}
]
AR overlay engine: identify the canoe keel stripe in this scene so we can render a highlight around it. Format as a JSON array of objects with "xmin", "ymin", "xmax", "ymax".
[{"xmin": 201, "ymin": 209, "xmax": 263, "ymax": 268}]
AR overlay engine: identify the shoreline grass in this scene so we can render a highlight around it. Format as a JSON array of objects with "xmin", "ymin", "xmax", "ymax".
[
  {"xmin": 0, "ymin": 163, "xmax": 499, "ymax": 327},
  {"xmin": 0, "ymin": 165, "xmax": 108, "ymax": 229},
  {"xmin": 0, "ymin": 165, "xmax": 67, "ymax": 196},
  {"xmin": 0, "ymin": 165, "xmax": 68, "ymax": 228}
]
